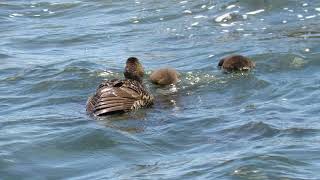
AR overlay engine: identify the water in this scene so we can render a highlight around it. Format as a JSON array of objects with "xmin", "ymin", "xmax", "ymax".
[{"xmin": 1, "ymin": 0, "xmax": 320, "ymax": 179}]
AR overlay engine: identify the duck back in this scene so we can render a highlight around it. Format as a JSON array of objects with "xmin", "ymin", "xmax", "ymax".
[{"xmin": 86, "ymin": 79, "xmax": 153, "ymax": 116}]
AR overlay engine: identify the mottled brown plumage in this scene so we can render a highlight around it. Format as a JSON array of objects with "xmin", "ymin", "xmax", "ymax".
[
  {"xmin": 150, "ymin": 68, "xmax": 179, "ymax": 85},
  {"xmin": 218, "ymin": 55, "xmax": 255, "ymax": 72},
  {"xmin": 86, "ymin": 57, "xmax": 154, "ymax": 116}
]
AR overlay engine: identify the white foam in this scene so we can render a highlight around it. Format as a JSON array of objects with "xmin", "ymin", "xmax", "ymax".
[
  {"xmin": 191, "ymin": 22, "xmax": 199, "ymax": 26},
  {"xmin": 215, "ymin": 13, "xmax": 232, "ymax": 22},
  {"xmin": 305, "ymin": 15, "xmax": 316, "ymax": 19},
  {"xmin": 234, "ymin": 169, "xmax": 240, "ymax": 174},
  {"xmin": 246, "ymin": 9, "xmax": 265, "ymax": 15},
  {"xmin": 193, "ymin": 15, "xmax": 208, "ymax": 19},
  {"xmin": 98, "ymin": 71, "xmax": 113, "ymax": 77},
  {"xmin": 226, "ymin": 5, "xmax": 236, "ymax": 9},
  {"xmin": 10, "ymin": 13, "xmax": 23, "ymax": 17},
  {"xmin": 220, "ymin": 23, "xmax": 234, "ymax": 27},
  {"xmin": 183, "ymin": 10, "xmax": 192, "ymax": 14}
]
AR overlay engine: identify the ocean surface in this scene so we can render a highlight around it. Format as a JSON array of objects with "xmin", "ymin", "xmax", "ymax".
[{"xmin": 1, "ymin": 0, "xmax": 320, "ymax": 179}]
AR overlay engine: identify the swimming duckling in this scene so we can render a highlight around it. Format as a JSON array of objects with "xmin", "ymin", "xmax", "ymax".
[
  {"xmin": 150, "ymin": 68, "xmax": 179, "ymax": 85},
  {"xmin": 86, "ymin": 57, "xmax": 154, "ymax": 116},
  {"xmin": 218, "ymin": 55, "xmax": 255, "ymax": 72}
]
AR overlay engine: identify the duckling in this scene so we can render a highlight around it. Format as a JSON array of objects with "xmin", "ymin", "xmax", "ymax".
[
  {"xmin": 150, "ymin": 68, "xmax": 179, "ymax": 85},
  {"xmin": 218, "ymin": 55, "xmax": 255, "ymax": 72},
  {"xmin": 86, "ymin": 57, "xmax": 154, "ymax": 116}
]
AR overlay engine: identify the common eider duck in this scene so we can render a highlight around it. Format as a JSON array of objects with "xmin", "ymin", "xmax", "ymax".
[
  {"xmin": 218, "ymin": 55, "xmax": 255, "ymax": 72},
  {"xmin": 150, "ymin": 68, "xmax": 179, "ymax": 85},
  {"xmin": 86, "ymin": 57, "xmax": 154, "ymax": 116}
]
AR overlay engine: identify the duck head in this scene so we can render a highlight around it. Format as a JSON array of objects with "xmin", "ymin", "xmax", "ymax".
[
  {"xmin": 150, "ymin": 68, "xmax": 179, "ymax": 85},
  {"xmin": 218, "ymin": 55, "xmax": 255, "ymax": 72},
  {"xmin": 124, "ymin": 57, "xmax": 144, "ymax": 83}
]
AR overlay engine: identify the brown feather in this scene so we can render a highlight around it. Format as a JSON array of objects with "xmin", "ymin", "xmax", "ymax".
[
  {"xmin": 150, "ymin": 68, "xmax": 179, "ymax": 85},
  {"xmin": 86, "ymin": 79, "xmax": 153, "ymax": 116},
  {"xmin": 218, "ymin": 55, "xmax": 255, "ymax": 72}
]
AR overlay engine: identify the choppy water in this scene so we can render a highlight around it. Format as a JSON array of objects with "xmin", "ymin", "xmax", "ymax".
[{"xmin": 1, "ymin": 0, "xmax": 320, "ymax": 179}]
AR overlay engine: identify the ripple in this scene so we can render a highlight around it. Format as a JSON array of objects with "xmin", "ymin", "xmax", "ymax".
[
  {"xmin": 280, "ymin": 128, "xmax": 320, "ymax": 137},
  {"xmin": 256, "ymin": 53, "xmax": 310, "ymax": 73},
  {"xmin": 287, "ymin": 30, "xmax": 320, "ymax": 39},
  {"xmin": 0, "ymin": 53, "xmax": 11, "ymax": 58},
  {"xmin": 220, "ymin": 121, "xmax": 280, "ymax": 140},
  {"xmin": 2, "ymin": 0, "xmax": 320, "ymax": 179},
  {"xmin": 8, "ymin": 33, "xmax": 109, "ymax": 50}
]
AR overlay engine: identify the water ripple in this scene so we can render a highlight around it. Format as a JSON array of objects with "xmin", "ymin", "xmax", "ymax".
[{"xmin": 1, "ymin": 0, "xmax": 320, "ymax": 179}]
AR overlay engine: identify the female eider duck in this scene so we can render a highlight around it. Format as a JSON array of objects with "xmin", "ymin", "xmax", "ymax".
[
  {"xmin": 150, "ymin": 68, "xmax": 179, "ymax": 85},
  {"xmin": 218, "ymin": 55, "xmax": 255, "ymax": 72},
  {"xmin": 86, "ymin": 57, "xmax": 154, "ymax": 116}
]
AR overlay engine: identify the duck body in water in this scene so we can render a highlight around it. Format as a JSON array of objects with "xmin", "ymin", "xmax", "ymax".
[
  {"xmin": 150, "ymin": 68, "xmax": 179, "ymax": 85},
  {"xmin": 218, "ymin": 55, "xmax": 255, "ymax": 72},
  {"xmin": 86, "ymin": 57, "xmax": 154, "ymax": 116}
]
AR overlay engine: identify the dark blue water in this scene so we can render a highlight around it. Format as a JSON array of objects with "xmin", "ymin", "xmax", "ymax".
[{"xmin": 1, "ymin": 0, "xmax": 320, "ymax": 179}]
